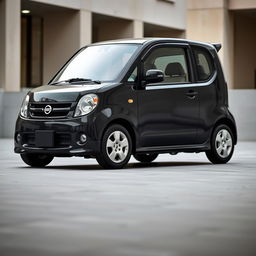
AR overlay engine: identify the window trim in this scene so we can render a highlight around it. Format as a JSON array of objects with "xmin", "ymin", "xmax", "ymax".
[
  {"xmin": 140, "ymin": 43, "xmax": 194, "ymax": 87},
  {"xmin": 146, "ymin": 71, "xmax": 217, "ymax": 90},
  {"xmin": 192, "ymin": 46, "xmax": 216, "ymax": 83},
  {"xmin": 125, "ymin": 64, "xmax": 139, "ymax": 84}
]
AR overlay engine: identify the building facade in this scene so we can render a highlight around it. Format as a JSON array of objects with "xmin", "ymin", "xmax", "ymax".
[
  {"xmin": 0, "ymin": 0, "xmax": 186, "ymax": 137},
  {"xmin": 0, "ymin": 0, "xmax": 186, "ymax": 92},
  {"xmin": 187, "ymin": 0, "xmax": 256, "ymax": 140},
  {"xmin": 0, "ymin": 0, "xmax": 255, "ymax": 140}
]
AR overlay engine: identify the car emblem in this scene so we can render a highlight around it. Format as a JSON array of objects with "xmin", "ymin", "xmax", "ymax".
[{"xmin": 44, "ymin": 105, "xmax": 52, "ymax": 115}]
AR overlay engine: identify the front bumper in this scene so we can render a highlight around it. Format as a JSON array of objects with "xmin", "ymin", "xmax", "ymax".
[{"xmin": 14, "ymin": 116, "xmax": 100, "ymax": 157}]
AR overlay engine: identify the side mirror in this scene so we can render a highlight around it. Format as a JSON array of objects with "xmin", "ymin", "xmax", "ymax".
[{"xmin": 145, "ymin": 69, "xmax": 164, "ymax": 84}]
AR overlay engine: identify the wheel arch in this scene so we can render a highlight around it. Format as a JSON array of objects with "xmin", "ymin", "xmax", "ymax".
[
  {"xmin": 101, "ymin": 118, "xmax": 137, "ymax": 153},
  {"xmin": 213, "ymin": 118, "xmax": 237, "ymax": 145}
]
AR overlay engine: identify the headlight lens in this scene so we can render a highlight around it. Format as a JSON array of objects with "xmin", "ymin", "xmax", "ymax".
[
  {"xmin": 20, "ymin": 94, "xmax": 30, "ymax": 118},
  {"xmin": 74, "ymin": 94, "xmax": 98, "ymax": 117}
]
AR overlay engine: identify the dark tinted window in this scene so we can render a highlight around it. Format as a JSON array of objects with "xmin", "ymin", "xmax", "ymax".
[
  {"xmin": 193, "ymin": 47, "xmax": 214, "ymax": 82},
  {"xmin": 127, "ymin": 67, "xmax": 137, "ymax": 82},
  {"xmin": 144, "ymin": 47, "xmax": 190, "ymax": 84},
  {"xmin": 52, "ymin": 44, "xmax": 140, "ymax": 83}
]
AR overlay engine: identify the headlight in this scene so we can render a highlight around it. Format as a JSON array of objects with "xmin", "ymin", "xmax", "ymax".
[
  {"xmin": 20, "ymin": 94, "xmax": 30, "ymax": 118},
  {"xmin": 74, "ymin": 94, "xmax": 98, "ymax": 117}
]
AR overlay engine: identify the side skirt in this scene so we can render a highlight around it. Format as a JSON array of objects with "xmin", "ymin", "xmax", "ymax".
[{"xmin": 136, "ymin": 142, "xmax": 210, "ymax": 154}]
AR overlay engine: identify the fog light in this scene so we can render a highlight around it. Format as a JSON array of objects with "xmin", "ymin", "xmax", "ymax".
[
  {"xmin": 16, "ymin": 133, "xmax": 21, "ymax": 143},
  {"xmin": 80, "ymin": 134, "xmax": 87, "ymax": 143}
]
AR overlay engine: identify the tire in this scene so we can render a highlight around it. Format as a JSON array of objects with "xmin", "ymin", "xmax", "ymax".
[
  {"xmin": 206, "ymin": 124, "xmax": 235, "ymax": 164},
  {"xmin": 134, "ymin": 153, "xmax": 158, "ymax": 163},
  {"xmin": 20, "ymin": 153, "xmax": 54, "ymax": 167},
  {"xmin": 96, "ymin": 124, "xmax": 132, "ymax": 169}
]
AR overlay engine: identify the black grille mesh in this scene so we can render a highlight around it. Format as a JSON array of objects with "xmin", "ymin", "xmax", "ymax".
[{"xmin": 29, "ymin": 102, "xmax": 72, "ymax": 118}]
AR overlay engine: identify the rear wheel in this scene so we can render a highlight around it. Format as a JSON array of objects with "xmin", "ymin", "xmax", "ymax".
[
  {"xmin": 20, "ymin": 153, "xmax": 54, "ymax": 167},
  {"xmin": 206, "ymin": 124, "xmax": 234, "ymax": 164},
  {"xmin": 96, "ymin": 124, "xmax": 132, "ymax": 169},
  {"xmin": 134, "ymin": 153, "xmax": 158, "ymax": 163}
]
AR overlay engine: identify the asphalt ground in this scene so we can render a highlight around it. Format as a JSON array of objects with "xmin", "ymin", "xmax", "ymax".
[{"xmin": 0, "ymin": 139, "xmax": 256, "ymax": 256}]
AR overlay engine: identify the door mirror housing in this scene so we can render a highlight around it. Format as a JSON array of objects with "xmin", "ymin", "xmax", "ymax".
[{"xmin": 145, "ymin": 69, "xmax": 164, "ymax": 84}]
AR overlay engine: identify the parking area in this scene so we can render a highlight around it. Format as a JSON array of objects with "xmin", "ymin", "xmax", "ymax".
[{"xmin": 0, "ymin": 139, "xmax": 256, "ymax": 256}]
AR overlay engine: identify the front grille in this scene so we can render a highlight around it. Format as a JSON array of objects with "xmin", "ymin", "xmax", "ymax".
[
  {"xmin": 29, "ymin": 102, "xmax": 72, "ymax": 118},
  {"xmin": 22, "ymin": 132, "xmax": 71, "ymax": 147}
]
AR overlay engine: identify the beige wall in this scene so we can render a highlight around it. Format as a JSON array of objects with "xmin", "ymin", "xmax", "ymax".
[
  {"xmin": 0, "ymin": 0, "xmax": 20, "ymax": 92},
  {"xmin": 0, "ymin": 0, "xmax": 5, "ymax": 89},
  {"xmin": 34, "ymin": 0, "xmax": 187, "ymax": 30},
  {"xmin": 133, "ymin": 20, "xmax": 144, "ymax": 38},
  {"xmin": 187, "ymin": 0, "xmax": 256, "ymax": 89},
  {"xmin": 93, "ymin": 20, "xmax": 134, "ymax": 43},
  {"xmin": 187, "ymin": 8, "xmax": 224, "ymax": 43},
  {"xmin": 24, "ymin": 0, "xmax": 186, "ymax": 88},
  {"xmin": 150, "ymin": 29, "xmax": 185, "ymax": 38},
  {"xmin": 43, "ymin": 10, "xmax": 81, "ymax": 83},
  {"xmin": 144, "ymin": 23, "xmax": 185, "ymax": 38},
  {"xmin": 135, "ymin": 0, "xmax": 186, "ymax": 30},
  {"xmin": 233, "ymin": 12, "xmax": 256, "ymax": 89},
  {"xmin": 187, "ymin": 0, "xmax": 234, "ymax": 88},
  {"xmin": 1, "ymin": 0, "xmax": 187, "ymax": 91},
  {"xmin": 188, "ymin": 0, "xmax": 225, "ymax": 9},
  {"xmin": 229, "ymin": 0, "xmax": 256, "ymax": 10},
  {"xmin": 79, "ymin": 10, "xmax": 92, "ymax": 47}
]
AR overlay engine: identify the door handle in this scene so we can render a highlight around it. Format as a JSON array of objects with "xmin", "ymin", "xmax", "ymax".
[{"xmin": 186, "ymin": 90, "xmax": 198, "ymax": 99}]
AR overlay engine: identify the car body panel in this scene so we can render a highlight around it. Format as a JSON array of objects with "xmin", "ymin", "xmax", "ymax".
[{"xmin": 14, "ymin": 38, "xmax": 237, "ymax": 158}]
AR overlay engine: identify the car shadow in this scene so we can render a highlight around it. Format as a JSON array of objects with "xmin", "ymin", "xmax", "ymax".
[{"xmin": 17, "ymin": 161, "xmax": 212, "ymax": 171}]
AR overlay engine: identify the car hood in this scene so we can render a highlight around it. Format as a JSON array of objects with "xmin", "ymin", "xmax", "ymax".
[{"xmin": 30, "ymin": 83, "xmax": 114, "ymax": 102}]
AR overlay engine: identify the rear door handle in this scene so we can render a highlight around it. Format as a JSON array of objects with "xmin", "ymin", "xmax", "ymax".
[{"xmin": 186, "ymin": 90, "xmax": 198, "ymax": 99}]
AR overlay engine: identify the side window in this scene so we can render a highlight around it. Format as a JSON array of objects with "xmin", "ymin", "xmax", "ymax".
[
  {"xmin": 127, "ymin": 67, "xmax": 137, "ymax": 82},
  {"xmin": 193, "ymin": 47, "xmax": 214, "ymax": 81},
  {"xmin": 143, "ymin": 47, "xmax": 190, "ymax": 84}
]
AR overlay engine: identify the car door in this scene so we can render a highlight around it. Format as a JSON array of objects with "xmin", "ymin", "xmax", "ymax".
[
  {"xmin": 191, "ymin": 45, "xmax": 219, "ymax": 144},
  {"xmin": 137, "ymin": 44, "xmax": 200, "ymax": 148}
]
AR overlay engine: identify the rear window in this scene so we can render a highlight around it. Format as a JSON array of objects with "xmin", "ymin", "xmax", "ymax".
[{"xmin": 193, "ymin": 47, "xmax": 214, "ymax": 82}]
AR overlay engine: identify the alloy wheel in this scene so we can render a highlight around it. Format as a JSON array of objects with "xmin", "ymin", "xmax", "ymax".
[
  {"xmin": 215, "ymin": 129, "xmax": 233, "ymax": 158},
  {"xmin": 106, "ymin": 131, "xmax": 129, "ymax": 163}
]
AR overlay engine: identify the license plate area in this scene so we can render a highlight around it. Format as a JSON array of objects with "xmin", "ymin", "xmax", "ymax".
[{"xmin": 35, "ymin": 130, "xmax": 55, "ymax": 147}]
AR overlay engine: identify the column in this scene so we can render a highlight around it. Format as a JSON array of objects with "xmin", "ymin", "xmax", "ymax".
[
  {"xmin": 132, "ymin": 20, "xmax": 144, "ymax": 38},
  {"xmin": 186, "ymin": 0, "xmax": 234, "ymax": 88},
  {"xmin": 3, "ymin": 0, "xmax": 21, "ymax": 92},
  {"xmin": 79, "ymin": 10, "xmax": 92, "ymax": 47}
]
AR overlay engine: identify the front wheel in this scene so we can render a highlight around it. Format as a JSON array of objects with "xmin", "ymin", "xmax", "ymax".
[
  {"xmin": 20, "ymin": 153, "xmax": 54, "ymax": 167},
  {"xmin": 96, "ymin": 124, "xmax": 132, "ymax": 169},
  {"xmin": 206, "ymin": 124, "xmax": 234, "ymax": 164},
  {"xmin": 134, "ymin": 153, "xmax": 158, "ymax": 163}
]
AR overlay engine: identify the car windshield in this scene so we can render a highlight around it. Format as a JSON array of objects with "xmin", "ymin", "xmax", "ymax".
[{"xmin": 51, "ymin": 44, "xmax": 140, "ymax": 84}]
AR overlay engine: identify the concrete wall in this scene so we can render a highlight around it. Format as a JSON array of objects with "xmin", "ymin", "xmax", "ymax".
[
  {"xmin": 187, "ymin": 0, "xmax": 234, "ymax": 89},
  {"xmin": 0, "ymin": 91, "xmax": 28, "ymax": 138},
  {"xmin": 0, "ymin": 0, "xmax": 5, "ymax": 90},
  {"xmin": 144, "ymin": 23, "xmax": 185, "ymax": 38},
  {"xmin": 233, "ymin": 12, "xmax": 256, "ymax": 89},
  {"xmin": 33, "ymin": 0, "xmax": 186, "ymax": 30},
  {"xmin": 229, "ymin": 0, "xmax": 256, "ymax": 10},
  {"xmin": 0, "ymin": 90, "xmax": 255, "ymax": 141},
  {"xmin": 0, "ymin": 0, "xmax": 187, "ymax": 92},
  {"xmin": 0, "ymin": 91, "xmax": 3, "ymax": 137},
  {"xmin": 136, "ymin": 0, "xmax": 186, "ymax": 30},
  {"xmin": 0, "ymin": 0, "xmax": 21, "ymax": 92},
  {"xmin": 229, "ymin": 90, "xmax": 256, "ymax": 141},
  {"xmin": 93, "ymin": 19, "xmax": 134, "ymax": 43},
  {"xmin": 43, "ymin": 10, "xmax": 81, "ymax": 84}
]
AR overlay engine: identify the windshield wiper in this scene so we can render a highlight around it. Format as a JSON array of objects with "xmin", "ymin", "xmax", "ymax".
[{"xmin": 51, "ymin": 78, "xmax": 101, "ymax": 85}]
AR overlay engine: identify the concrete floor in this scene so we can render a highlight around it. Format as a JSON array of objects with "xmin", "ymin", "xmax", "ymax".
[{"xmin": 0, "ymin": 139, "xmax": 256, "ymax": 256}]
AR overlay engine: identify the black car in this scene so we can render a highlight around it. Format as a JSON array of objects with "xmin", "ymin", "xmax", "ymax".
[{"xmin": 14, "ymin": 38, "xmax": 237, "ymax": 169}]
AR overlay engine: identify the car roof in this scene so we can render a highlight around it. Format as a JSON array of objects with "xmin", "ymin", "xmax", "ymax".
[{"xmin": 90, "ymin": 38, "xmax": 218, "ymax": 51}]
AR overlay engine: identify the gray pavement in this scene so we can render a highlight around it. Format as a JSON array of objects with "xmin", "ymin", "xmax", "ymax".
[{"xmin": 0, "ymin": 139, "xmax": 256, "ymax": 256}]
